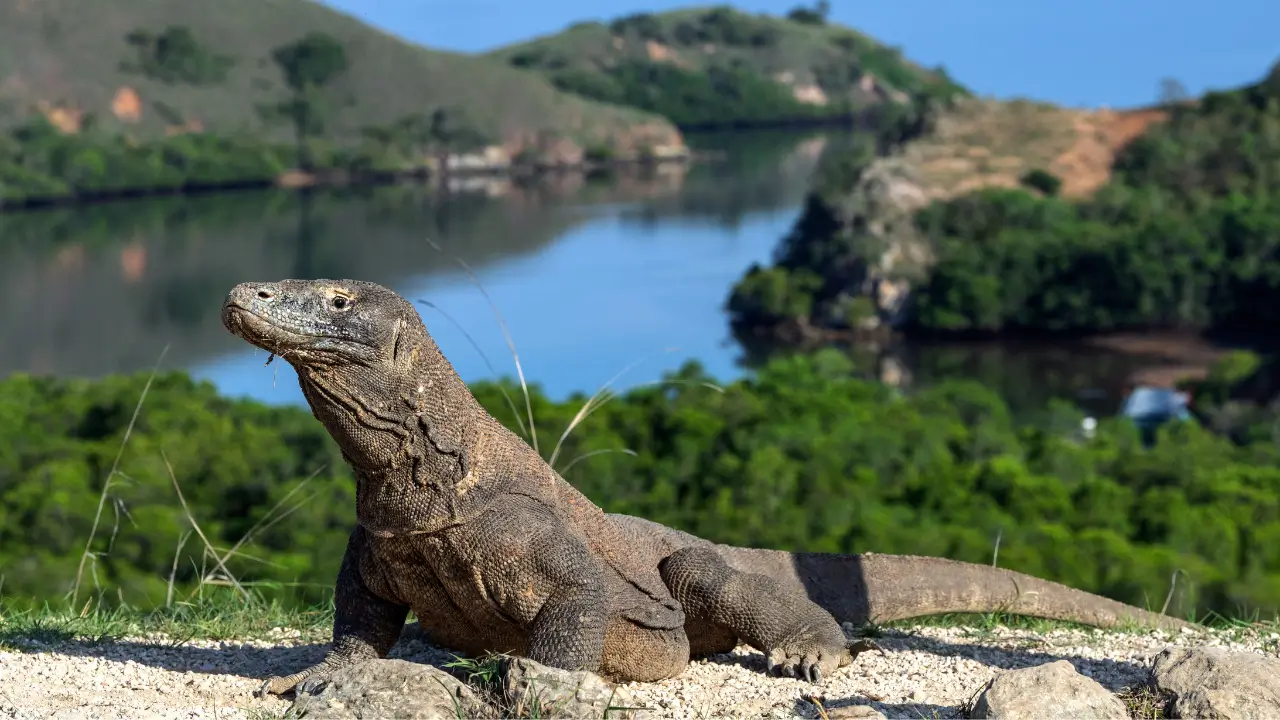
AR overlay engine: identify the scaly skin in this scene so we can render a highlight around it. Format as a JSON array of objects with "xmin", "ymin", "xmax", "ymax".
[{"xmin": 220, "ymin": 279, "xmax": 1192, "ymax": 694}]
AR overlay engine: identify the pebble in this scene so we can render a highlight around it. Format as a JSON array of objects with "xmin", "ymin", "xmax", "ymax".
[{"xmin": 0, "ymin": 624, "xmax": 1276, "ymax": 719}]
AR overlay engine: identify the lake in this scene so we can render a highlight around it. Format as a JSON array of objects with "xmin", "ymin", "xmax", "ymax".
[{"xmin": 0, "ymin": 129, "xmax": 1231, "ymax": 420}]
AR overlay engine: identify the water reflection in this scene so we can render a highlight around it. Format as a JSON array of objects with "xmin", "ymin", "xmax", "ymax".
[
  {"xmin": 0, "ymin": 130, "xmax": 832, "ymax": 400},
  {"xmin": 0, "ymin": 127, "xmax": 1234, "ymax": 417}
]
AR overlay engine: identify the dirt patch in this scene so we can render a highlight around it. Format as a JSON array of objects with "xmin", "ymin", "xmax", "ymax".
[
  {"xmin": 645, "ymin": 40, "xmax": 692, "ymax": 69},
  {"xmin": 1051, "ymin": 107, "xmax": 1168, "ymax": 197},
  {"xmin": 111, "ymin": 86, "xmax": 142, "ymax": 123},
  {"xmin": 36, "ymin": 101, "xmax": 82, "ymax": 133},
  {"xmin": 792, "ymin": 83, "xmax": 829, "ymax": 106},
  {"xmin": 902, "ymin": 98, "xmax": 1169, "ymax": 202},
  {"xmin": 1082, "ymin": 332, "xmax": 1232, "ymax": 389}
]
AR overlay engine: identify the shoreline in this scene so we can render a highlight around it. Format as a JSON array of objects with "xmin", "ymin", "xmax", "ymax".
[
  {"xmin": 0, "ymin": 107, "xmax": 902, "ymax": 214},
  {"xmin": 0, "ymin": 149, "xmax": 700, "ymax": 214}
]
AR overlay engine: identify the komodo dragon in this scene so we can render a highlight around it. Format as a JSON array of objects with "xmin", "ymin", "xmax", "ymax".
[{"xmin": 220, "ymin": 278, "xmax": 1191, "ymax": 694}]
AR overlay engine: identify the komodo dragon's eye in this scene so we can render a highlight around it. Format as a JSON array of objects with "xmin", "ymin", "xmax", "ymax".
[{"xmin": 331, "ymin": 296, "xmax": 350, "ymax": 310}]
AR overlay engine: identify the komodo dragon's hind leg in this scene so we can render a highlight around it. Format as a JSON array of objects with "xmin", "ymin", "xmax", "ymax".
[
  {"xmin": 659, "ymin": 546, "xmax": 878, "ymax": 682},
  {"xmin": 257, "ymin": 527, "xmax": 410, "ymax": 696}
]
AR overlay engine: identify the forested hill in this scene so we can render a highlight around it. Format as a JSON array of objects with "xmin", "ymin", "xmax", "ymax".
[
  {"xmin": 0, "ymin": 0, "xmax": 677, "ymax": 150},
  {"xmin": 488, "ymin": 4, "xmax": 967, "ymax": 128}
]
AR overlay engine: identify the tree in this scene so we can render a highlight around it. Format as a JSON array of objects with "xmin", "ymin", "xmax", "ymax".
[
  {"xmin": 1019, "ymin": 168, "xmax": 1063, "ymax": 196},
  {"xmin": 427, "ymin": 107, "xmax": 489, "ymax": 155},
  {"xmin": 121, "ymin": 26, "xmax": 235, "ymax": 86},
  {"xmin": 261, "ymin": 33, "xmax": 350, "ymax": 170},
  {"xmin": 786, "ymin": 1, "xmax": 831, "ymax": 25},
  {"xmin": 1158, "ymin": 77, "xmax": 1189, "ymax": 105}
]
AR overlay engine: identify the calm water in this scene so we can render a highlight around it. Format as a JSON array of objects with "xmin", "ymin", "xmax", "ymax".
[{"xmin": 0, "ymin": 129, "xmax": 1229, "ymax": 417}]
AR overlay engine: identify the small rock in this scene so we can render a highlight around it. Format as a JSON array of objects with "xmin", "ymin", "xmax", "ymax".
[
  {"xmin": 968, "ymin": 660, "xmax": 1127, "ymax": 719},
  {"xmin": 502, "ymin": 657, "xmax": 648, "ymax": 719},
  {"xmin": 1151, "ymin": 646, "xmax": 1280, "ymax": 719},
  {"xmin": 291, "ymin": 658, "xmax": 486, "ymax": 719},
  {"xmin": 827, "ymin": 705, "xmax": 888, "ymax": 719}
]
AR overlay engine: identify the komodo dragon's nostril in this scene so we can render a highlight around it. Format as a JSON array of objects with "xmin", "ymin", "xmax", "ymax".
[{"xmin": 257, "ymin": 289, "xmax": 275, "ymax": 300}]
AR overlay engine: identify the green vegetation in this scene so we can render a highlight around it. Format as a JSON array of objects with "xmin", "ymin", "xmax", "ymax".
[
  {"xmin": 728, "ymin": 61, "xmax": 1280, "ymax": 343},
  {"xmin": 258, "ymin": 32, "xmax": 351, "ymax": 171},
  {"xmin": 0, "ymin": 0, "xmax": 680, "ymax": 206},
  {"xmin": 2, "ymin": 351, "xmax": 1279, "ymax": 623},
  {"xmin": 490, "ymin": 6, "xmax": 966, "ymax": 128},
  {"xmin": 1019, "ymin": 168, "xmax": 1062, "ymax": 196},
  {"xmin": 0, "ymin": 116, "xmax": 295, "ymax": 204},
  {"xmin": 121, "ymin": 25, "xmax": 236, "ymax": 86},
  {"xmin": 786, "ymin": 1, "xmax": 831, "ymax": 27}
]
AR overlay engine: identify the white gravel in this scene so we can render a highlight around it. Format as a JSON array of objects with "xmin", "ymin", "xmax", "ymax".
[{"xmin": 1, "ymin": 624, "xmax": 1277, "ymax": 719}]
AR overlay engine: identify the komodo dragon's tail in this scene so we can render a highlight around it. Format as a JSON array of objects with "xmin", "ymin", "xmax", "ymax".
[{"xmin": 715, "ymin": 546, "xmax": 1192, "ymax": 631}]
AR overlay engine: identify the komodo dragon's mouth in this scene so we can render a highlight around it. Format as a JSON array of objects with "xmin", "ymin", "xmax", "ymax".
[{"xmin": 220, "ymin": 304, "xmax": 318, "ymax": 351}]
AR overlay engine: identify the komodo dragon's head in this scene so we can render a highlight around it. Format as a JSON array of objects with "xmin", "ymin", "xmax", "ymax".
[
  {"xmin": 220, "ymin": 278, "xmax": 430, "ymax": 371},
  {"xmin": 222, "ymin": 278, "xmax": 491, "ymax": 517}
]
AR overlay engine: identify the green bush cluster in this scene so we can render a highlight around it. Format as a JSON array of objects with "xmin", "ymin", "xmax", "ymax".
[
  {"xmin": 121, "ymin": 25, "xmax": 236, "ymax": 86},
  {"xmin": 911, "ymin": 186, "xmax": 1280, "ymax": 334},
  {"xmin": 0, "ymin": 111, "xmax": 502, "ymax": 207},
  {"xmin": 0, "ymin": 118, "xmax": 295, "ymax": 205},
  {"xmin": 3, "ymin": 352, "xmax": 1279, "ymax": 619},
  {"xmin": 550, "ymin": 60, "xmax": 840, "ymax": 128},
  {"xmin": 728, "ymin": 61, "xmax": 1280, "ymax": 341},
  {"xmin": 609, "ymin": 8, "xmax": 782, "ymax": 48}
]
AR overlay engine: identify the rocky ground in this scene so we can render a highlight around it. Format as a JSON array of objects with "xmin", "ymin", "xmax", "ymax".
[{"xmin": 0, "ymin": 622, "xmax": 1277, "ymax": 719}]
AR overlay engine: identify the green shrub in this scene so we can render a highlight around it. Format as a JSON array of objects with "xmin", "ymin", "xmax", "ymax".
[
  {"xmin": 4, "ymin": 353, "xmax": 1279, "ymax": 619},
  {"xmin": 1019, "ymin": 168, "xmax": 1062, "ymax": 196}
]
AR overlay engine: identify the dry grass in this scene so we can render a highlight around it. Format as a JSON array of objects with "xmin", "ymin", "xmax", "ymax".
[{"xmin": 1118, "ymin": 683, "xmax": 1169, "ymax": 719}]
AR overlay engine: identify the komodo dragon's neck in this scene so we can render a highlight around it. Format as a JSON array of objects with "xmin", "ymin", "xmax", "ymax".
[{"xmin": 295, "ymin": 324, "xmax": 483, "ymax": 491}]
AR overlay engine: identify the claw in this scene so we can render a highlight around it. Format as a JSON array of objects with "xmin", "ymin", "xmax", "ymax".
[
  {"xmin": 847, "ymin": 638, "xmax": 885, "ymax": 659},
  {"xmin": 257, "ymin": 669, "xmax": 320, "ymax": 698}
]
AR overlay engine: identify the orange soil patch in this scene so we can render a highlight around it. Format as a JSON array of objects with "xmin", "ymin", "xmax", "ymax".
[
  {"xmin": 1050, "ymin": 107, "xmax": 1169, "ymax": 197},
  {"xmin": 906, "ymin": 99, "xmax": 1170, "ymax": 202},
  {"xmin": 111, "ymin": 86, "xmax": 143, "ymax": 123}
]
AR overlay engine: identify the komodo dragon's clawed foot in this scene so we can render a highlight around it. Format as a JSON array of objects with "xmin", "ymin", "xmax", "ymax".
[
  {"xmin": 762, "ymin": 622, "xmax": 858, "ymax": 683},
  {"xmin": 847, "ymin": 638, "xmax": 885, "ymax": 660},
  {"xmin": 764, "ymin": 635, "xmax": 885, "ymax": 683},
  {"xmin": 256, "ymin": 660, "xmax": 346, "ymax": 697}
]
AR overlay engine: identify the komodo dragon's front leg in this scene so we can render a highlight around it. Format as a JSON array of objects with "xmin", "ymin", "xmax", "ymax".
[
  {"xmin": 660, "ymin": 546, "xmax": 875, "ymax": 682},
  {"xmin": 460, "ymin": 498, "xmax": 611, "ymax": 672},
  {"xmin": 259, "ymin": 526, "xmax": 410, "ymax": 696}
]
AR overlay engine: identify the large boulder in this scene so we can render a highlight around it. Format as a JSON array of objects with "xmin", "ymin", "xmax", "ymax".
[
  {"xmin": 968, "ymin": 659, "xmax": 1128, "ymax": 719},
  {"xmin": 1151, "ymin": 646, "xmax": 1280, "ymax": 719}
]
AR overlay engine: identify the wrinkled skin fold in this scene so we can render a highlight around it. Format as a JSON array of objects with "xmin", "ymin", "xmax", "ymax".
[{"xmin": 219, "ymin": 279, "xmax": 1193, "ymax": 695}]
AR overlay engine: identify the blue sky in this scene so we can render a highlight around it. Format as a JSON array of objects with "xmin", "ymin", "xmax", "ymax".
[{"xmin": 319, "ymin": 0, "xmax": 1276, "ymax": 109}]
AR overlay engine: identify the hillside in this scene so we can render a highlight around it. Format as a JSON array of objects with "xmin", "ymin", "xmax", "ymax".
[
  {"xmin": 0, "ymin": 0, "xmax": 680, "ymax": 157},
  {"xmin": 488, "ymin": 5, "xmax": 967, "ymax": 128},
  {"xmin": 875, "ymin": 96, "xmax": 1171, "ymax": 202},
  {"xmin": 727, "ymin": 59, "xmax": 1280, "ymax": 345}
]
